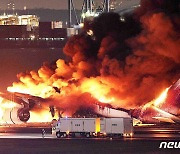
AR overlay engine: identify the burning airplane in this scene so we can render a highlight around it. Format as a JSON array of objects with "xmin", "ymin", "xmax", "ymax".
[
  {"xmin": 0, "ymin": 79, "xmax": 179, "ymax": 124},
  {"xmin": 0, "ymin": 0, "xmax": 179, "ymax": 124},
  {"xmin": 0, "ymin": 91, "xmax": 44, "ymax": 124},
  {"xmin": 130, "ymin": 79, "xmax": 180, "ymax": 123}
]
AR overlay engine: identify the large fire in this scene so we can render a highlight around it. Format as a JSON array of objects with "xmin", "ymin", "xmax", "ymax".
[
  {"xmin": 0, "ymin": 79, "xmax": 179, "ymax": 124},
  {"xmin": 0, "ymin": 0, "xmax": 179, "ymax": 124},
  {"xmin": 0, "ymin": 96, "xmax": 18, "ymax": 123},
  {"xmin": 0, "ymin": 95, "xmax": 58, "ymax": 123},
  {"xmin": 28, "ymin": 110, "xmax": 59, "ymax": 123},
  {"xmin": 153, "ymin": 87, "xmax": 170, "ymax": 107},
  {"xmin": 143, "ymin": 87, "xmax": 170, "ymax": 109}
]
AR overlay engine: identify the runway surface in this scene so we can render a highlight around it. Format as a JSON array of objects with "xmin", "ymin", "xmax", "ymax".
[
  {"xmin": 0, "ymin": 132, "xmax": 179, "ymax": 139},
  {"xmin": 0, "ymin": 136, "xmax": 179, "ymax": 154},
  {"xmin": 0, "ymin": 125, "xmax": 179, "ymax": 153}
]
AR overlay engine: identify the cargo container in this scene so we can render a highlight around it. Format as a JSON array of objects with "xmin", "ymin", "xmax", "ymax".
[{"xmin": 100, "ymin": 118, "xmax": 133, "ymax": 137}]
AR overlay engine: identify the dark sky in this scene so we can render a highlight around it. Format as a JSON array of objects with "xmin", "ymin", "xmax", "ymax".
[
  {"xmin": 0, "ymin": 0, "xmax": 140, "ymax": 10},
  {"xmin": 0, "ymin": 49, "xmax": 66, "ymax": 92},
  {"xmin": 0, "ymin": 0, "xmax": 97, "ymax": 10}
]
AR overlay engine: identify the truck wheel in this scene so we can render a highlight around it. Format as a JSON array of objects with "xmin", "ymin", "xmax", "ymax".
[
  {"xmin": 86, "ymin": 133, "xmax": 90, "ymax": 138},
  {"xmin": 72, "ymin": 133, "xmax": 75, "ymax": 138},
  {"xmin": 56, "ymin": 132, "xmax": 61, "ymax": 138},
  {"xmin": 63, "ymin": 133, "xmax": 67, "ymax": 138}
]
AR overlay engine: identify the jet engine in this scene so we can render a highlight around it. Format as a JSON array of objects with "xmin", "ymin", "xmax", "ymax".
[{"xmin": 2, "ymin": 105, "xmax": 30, "ymax": 124}]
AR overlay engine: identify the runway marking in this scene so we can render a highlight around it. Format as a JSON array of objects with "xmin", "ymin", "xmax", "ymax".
[{"xmin": 0, "ymin": 133, "xmax": 56, "ymax": 139}]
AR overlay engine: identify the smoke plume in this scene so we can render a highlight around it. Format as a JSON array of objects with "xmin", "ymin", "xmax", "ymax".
[{"xmin": 7, "ymin": 0, "xmax": 180, "ymax": 116}]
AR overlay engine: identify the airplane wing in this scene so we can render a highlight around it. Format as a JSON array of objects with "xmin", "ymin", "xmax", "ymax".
[{"xmin": 152, "ymin": 117, "xmax": 175, "ymax": 123}]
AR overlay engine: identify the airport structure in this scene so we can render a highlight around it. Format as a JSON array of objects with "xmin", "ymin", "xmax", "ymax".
[
  {"xmin": 0, "ymin": 14, "xmax": 69, "ymax": 48},
  {"xmin": 0, "ymin": 0, "xmax": 142, "ymax": 49},
  {"xmin": 0, "ymin": 0, "xmax": 116, "ymax": 48},
  {"xmin": 0, "ymin": 0, "xmax": 119, "ymax": 48},
  {"xmin": 68, "ymin": 0, "xmax": 111, "ymax": 27}
]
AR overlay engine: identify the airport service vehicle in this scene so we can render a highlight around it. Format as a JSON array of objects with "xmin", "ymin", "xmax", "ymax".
[
  {"xmin": 52, "ymin": 118, "xmax": 100, "ymax": 138},
  {"xmin": 52, "ymin": 117, "xmax": 133, "ymax": 138}
]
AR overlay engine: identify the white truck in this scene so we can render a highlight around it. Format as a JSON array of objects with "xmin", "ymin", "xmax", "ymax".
[
  {"xmin": 52, "ymin": 118, "xmax": 100, "ymax": 138},
  {"xmin": 52, "ymin": 117, "xmax": 133, "ymax": 138}
]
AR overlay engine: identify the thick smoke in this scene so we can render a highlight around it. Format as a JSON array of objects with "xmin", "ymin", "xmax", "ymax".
[{"xmin": 7, "ymin": 0, "xmax": 180, "ymax": 116}]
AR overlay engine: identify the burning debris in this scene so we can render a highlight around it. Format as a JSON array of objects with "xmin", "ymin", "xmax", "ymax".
[{"xmin": 0, "ymin": 0, "xmax": 179, "ymax": 124}]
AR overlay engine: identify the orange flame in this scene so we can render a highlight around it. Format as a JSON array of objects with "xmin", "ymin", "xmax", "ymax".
[
  {"xmin": 153, "ymin": 87, "xmax": 170, "ymax": 107},
  {"xmin": 0, "ymin": 97, "xmax": 4, "ymax": 121},
  {"xmin": 0, "ymin": 95, "xmax": 57, "ymax": 123},
  {"xmin": 143, "ymin": 87, "xmax": 170, "ymax": 109},
  {"xmin": 7, "ymin": 85, "xmax": 55, "ymax": 98},
  {"xmin": 28, "ymin": 110, "xmax": 59, "ymax": 123},
  {"xmin": 80, "ymin": 78, "xmax": 115, "ymax": 103},
  {"xmin": 0, "ymin": 96, "xmax": 18, "ymax": 123}
]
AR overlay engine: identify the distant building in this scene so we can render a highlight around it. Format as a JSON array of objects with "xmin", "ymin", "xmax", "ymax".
[
  {"xmin": 18, "ymin": 15, "xmax": 39, "ymax": 27},
  {"xmin": 51, "ymin": 21, "xmax": 63, "ymax": 29},
  {"xmin": 0, "ymin": 14, "xmax": 19, "ymax": 25},
  {"xmin": 0, "ymin": 14, "xmax": 78, "ymax": 48},
  {"xmin": 0, "ymin": 14, "xmax": 39, "ymax": 27}
]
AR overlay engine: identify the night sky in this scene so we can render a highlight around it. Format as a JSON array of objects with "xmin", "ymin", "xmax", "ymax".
[
  {"xmin": 0, "ymin": 0, "xmax": 99, "ymax": 10},
  {"xmin": 0, "ymin": 49, "xmax": 66, "ymax": 92},
  {"xmin": 0, "ymin": 0, "xmax": 140, "ymax": 10}
]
